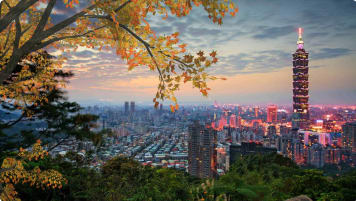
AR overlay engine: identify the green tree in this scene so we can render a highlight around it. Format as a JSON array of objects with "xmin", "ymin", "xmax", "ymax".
[{"xmin": 0, "ymin": 52, "xmax": 99, "ymax": 151}]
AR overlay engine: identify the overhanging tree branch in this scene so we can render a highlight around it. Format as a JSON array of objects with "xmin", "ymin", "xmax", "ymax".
[
  {"xmin": 2, "ymin": 0, "xmax": 12, "ymax": 10},
  {"xmin": 0, "ymin": 25, "xmax": 11, "ymax": 59},
  {"xmin": 14, "ymin": 17, "xmax": 22, "ymax": 51},
  {"xmin": 0, "ymin": 0, "xmax": 38, "ymax": 33},
  {"xmin": 34, "ymin": 25, "xmax": 106, "ymax": 51},
  {"xmin": 0, "ymin": 0, "xmax": 133, "ymax": 85},
  {"xmin": 37, "ymin": 3, "xmax": 97, "ymax": 41},
  {"xmin": 117, "ymin": 23, "xmax": 165, "ymax": 84},
  {"xmin": 2, "ymin": 113, "xmax": 26, "ymax": 128},
  {"xmin": 114, "ymin": 0, "xmax": 131, "ymax": 12},
  {"xmin": 32, "ymin": 0, "xmax": 57, "ymax": 37}
]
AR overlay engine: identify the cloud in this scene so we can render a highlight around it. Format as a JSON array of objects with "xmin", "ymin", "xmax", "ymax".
[
  {"xmin": 211, "ymin": 50, "xmax": 290, "ymax": 76},
  {"xmin": 306, "ymin": 32, "xmax": 329, "ymax": 39},
  {"xmin": 253, "ymin": 25, "xmax": 295, "ymax": 39},
  {"xmin": 312, "ymin": 48, "xmax": 353, "ymax": 60},
  {"xmin": 42, "ymin": 0, "xmax": 356, "ymax": 105}
]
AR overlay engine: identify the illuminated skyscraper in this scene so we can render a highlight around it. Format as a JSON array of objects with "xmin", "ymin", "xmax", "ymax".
[
  {"xmin": 342, "ymin": 122, "xmax": 356, "ymax": 153},
  {"xmin": 292, "ymin": 28, "xmax": 310, "ymax": 129},
  {"xmin": 188, "ymin": 121, "xmax": 217, "ymax": 178},
  {"xmin": 254, "ymin": 107, "xmax": 259, "ymax": 118},
  {"xmin": 230, "ymin": 114, "xmax": 237, "ymax": 128},
  {"xmin": 267, "ymin": 105, "xmax": 277, "ymax": 123},
  {"xmin": 237, "ymin": 115, "xmax": 242, "ymax": 128}
]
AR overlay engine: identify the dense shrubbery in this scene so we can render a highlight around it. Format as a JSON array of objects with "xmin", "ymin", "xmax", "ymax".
[{"xmin": 1, "ymin": 152, "xmax": 355, "ymax": 201}]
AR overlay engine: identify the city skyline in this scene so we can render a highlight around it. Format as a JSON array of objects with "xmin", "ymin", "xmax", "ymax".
[{"xmin": 52, "ymin": 0, "xmax": 356, "ymax": 105}]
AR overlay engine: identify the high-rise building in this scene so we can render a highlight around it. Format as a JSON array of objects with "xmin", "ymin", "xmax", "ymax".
[
  {"xmin": 280, "ymin": 125, "xmax": 291, "ymax": 136},
  {"xmin": 229, "ymin": 114, "xmax": 237, "ymax": 128},
  {"xmin": 342, "ymin": 122, "xmax": 356, "ymax": 153},
  {"xmin": 130, "ymin": 101, "xmax": 135, "ymax": 113},
  {"xmin": 307, "ymin": 144, "xmax": 325, "ymax": 168},
  {"xmin": 124, "ymin": 101, "xmax": 129, "ymax": 114},
  {"xmin": 237, "ymin": 106, "xmax": 242, "ymax": 116},
  {"xmin": 292, "ymin": 28, "xmax": 310, "ymax": 130},
  {"xmin": 237, "ymin": 115, "xmax": 242, "ymax": 128},
  {"xmin": 254, "ymin": 107, "xmax": 259, "ymax": 118},
  {"xmin": 267, "ymin": 125, "xmax": 277, "ymax": 136},
  {"xmin": 267, "ymin": 105, "xmax": 277, "ymax": 123},
  {"xmin": 188, "ymin": 121, "xmax": 217, "ymax": 178}
]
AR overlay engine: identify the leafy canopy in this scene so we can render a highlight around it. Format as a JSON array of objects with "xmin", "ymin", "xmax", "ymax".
[
  {"xmin": 0, "ymin": 0, "xmax": 238, "ymax": 111},
  {"xmin": 0, "ymin": 140, "xmax": 67, "ymax": 201}
]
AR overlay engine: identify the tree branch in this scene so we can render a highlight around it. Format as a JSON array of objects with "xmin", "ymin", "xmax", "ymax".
[
  {"xmin": 159, "ymin": 50, "xmax": 193, "ymax": 69},
  {"xmin": 34, "ymin": 25, "xmax": 106, "ymax": 51},
  {"xmin": 13, "ymin": 16, "xmax": 22, "ymax": 51},
  {"xmin": 32, "ymin": 0, "xmax": 57, "ymax": 37},
  {"xmin": 0, "ymin": 0, "xmax": 130, "ymax": 85},
  {"xmin": 21, "ymin": 24, "xmax": 32, "ymax": 36},
  {"xmin": 0, "ymin": 25, "xmax": 11, "ymax": 59},
  {"xmin": 118, "ymin": 24, "xmax": 165, "ymax": 83},
  {"xmin": 0, "ymin": 0, "xmax": 38, "ymax": 33},
  {"xmin": 0, "ymin": 47, "xmax": 10, "ymax": 60},
  {"xmin": 114, "ymin": 0, "xmax": 131, "ymax": 12},
  {"xmin": 37, "ymin": 3, "xmax": 97, "ymax": 41},
  {"xmin": 2, "ymin": 0, "xmax": 11, "ymax": 9},
  {"xmin": 3, "ymin": 113, "xmax": 26, "ymax": 128},
  {"xmin": 47, "ymin": 134, "xmax": 71, "ymax": 152},
  {"xmin": 2, "ymin": 23, "xmax": 11, "ymax": 48},
  {"xmin": 83, "ymin": 14, "xmax": 109, "ymax": 19}
]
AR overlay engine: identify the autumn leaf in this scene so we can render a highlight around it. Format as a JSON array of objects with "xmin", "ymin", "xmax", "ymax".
[
  {"xmin": 170, "ymin": 104, "xmax": 175, "ymax": 112},
  {"xmin": 0, "ymin": 0, "xmax": 238, "ymax": 112},
  {"xmin": 210, "ymin": 51, "xmax": 217, "ymax": 57}
]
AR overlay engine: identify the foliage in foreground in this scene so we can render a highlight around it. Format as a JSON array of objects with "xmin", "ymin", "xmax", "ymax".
[
  {"xmin": 0, "ymin": 0, "xmax": 238, "ymax": 110},
  {"xmin": 0, "ymin": 140, "xmax": 67, "ymax": 201},
  {"xmin": 1, "ymin": 152, "xmax": 355, "ymax": 201}
]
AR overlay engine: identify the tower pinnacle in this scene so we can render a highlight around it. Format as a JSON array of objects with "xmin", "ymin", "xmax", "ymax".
[{"xmin": 297, "ymin": 27, "xmax": 304, "ymax": 49}]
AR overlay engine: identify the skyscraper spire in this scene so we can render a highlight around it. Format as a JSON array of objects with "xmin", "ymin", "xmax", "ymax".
[{"xmin": 297, "ymin": 27, "xmax": 304, "ymax": 49}]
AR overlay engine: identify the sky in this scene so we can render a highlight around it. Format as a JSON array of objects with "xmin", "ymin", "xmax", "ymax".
[{"xmin": 51, "ymin": 0, "xmax": 356, "ymax": 106}]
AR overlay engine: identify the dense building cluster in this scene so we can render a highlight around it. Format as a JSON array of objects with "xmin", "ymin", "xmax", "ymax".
[{"xmin": 41, "ymin": 30, "xmax": 356, "ymax": 178}]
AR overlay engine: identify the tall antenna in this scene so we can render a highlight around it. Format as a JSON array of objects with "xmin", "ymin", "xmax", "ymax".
[{"xmin": 297, "ymin": 27, "xmax": 304, "ymax": 49}]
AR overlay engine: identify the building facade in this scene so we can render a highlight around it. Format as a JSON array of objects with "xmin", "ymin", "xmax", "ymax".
[
  {"xmin": 124, "ymin": 101, "xmax": 129, "ymax": 114},
  {"xmin": 188, "ymin": 121, "xmax": 217, "ymax": 178},
  {"xmin": 292, "ymin": 28, "xmax": 310, "ymax": 130},
  {"xmin": 267, "ymin": 105, "xmax": 277, "ymax": 123},
  {"xmin": 342, "ymin": 122, "xmax": 356, "ymax": 153},
  {"xmin": 130, "ymin": 101, "xmax": 135, "ymax": 114}
]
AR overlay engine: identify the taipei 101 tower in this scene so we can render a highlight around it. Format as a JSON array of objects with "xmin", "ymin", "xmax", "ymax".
[{"xmin": 292, "ymin": 28, "xmax": 310, "ymax": 130}]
